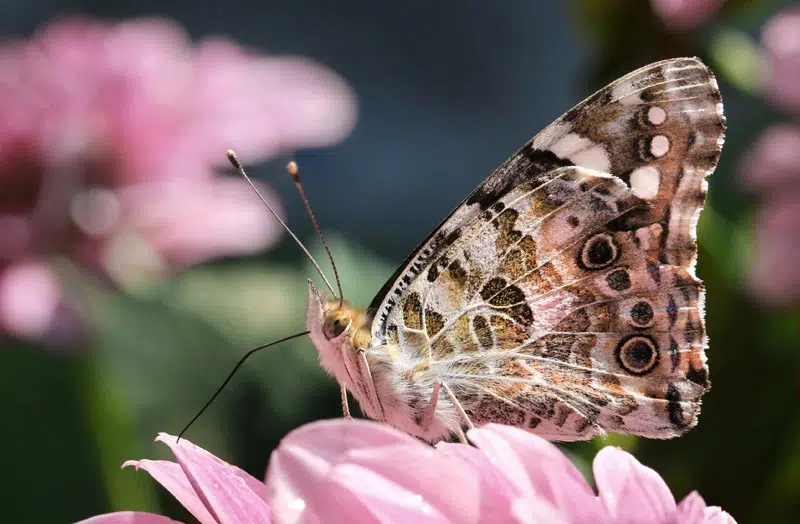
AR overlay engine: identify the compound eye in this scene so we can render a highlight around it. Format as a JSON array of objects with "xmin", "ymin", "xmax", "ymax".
[{"xmin": 323, "ymin": 316, "xmax": 348, "ymax": 340}]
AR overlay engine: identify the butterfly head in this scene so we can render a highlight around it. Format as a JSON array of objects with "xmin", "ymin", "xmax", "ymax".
[{"xmin": 306, "ymin": 281, "xmax": 372, "ymax": 380}]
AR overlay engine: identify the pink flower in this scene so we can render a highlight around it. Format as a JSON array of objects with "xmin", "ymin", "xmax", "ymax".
[
  {"xmin": 739, "ymin": 7, "xmax": 800, "ymax": 305},
  {"xmin": 739, "ymin": 125, "xmax": 800, "ymax": 304},
  {"xmin": 267, "ymin": 420, "xmax": 487, "ymax": 522},
  {"xmin": 0, "ymin": 16, "xmax": 356, "ymax": 342},
  {"xmin": 79, "ymin": 433, "xmax": 271, "ymax": 524},
  {"xmin": 651, "ymin": 0, "xmax": 724, "ymax": 30},
  {"xmin": 79, "ymin": 421, "xmax": 735, "ymax": 523},
  {"xmin": 762, "ymin": 7, "xmax": 800, "ymax": 114}
]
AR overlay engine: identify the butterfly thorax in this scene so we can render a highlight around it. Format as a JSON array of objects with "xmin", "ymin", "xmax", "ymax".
[{"xmin": 306, "ymin": 281, "xmax": 458, "ymax": 440}]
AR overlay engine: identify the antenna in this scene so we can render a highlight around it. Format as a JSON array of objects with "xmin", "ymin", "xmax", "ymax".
[
  {"xmin": 226, "ymin": 150, "xmax": 336, "ymax": 296},
  {"xmin": 287, "ymin": 161, "xmax": 344, "ymax": 303},
  {"xmin": 178, "ymin": 330, "xmax": 310, "ymax": 441}
]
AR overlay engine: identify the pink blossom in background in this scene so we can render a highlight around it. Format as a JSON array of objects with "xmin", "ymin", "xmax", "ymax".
[
  {"xmin": 740, "ymin": 125, "xmax": 800, "ymax": 305},
  {"xmin": 739, "ymin": 7, "xmax": 800, "ymax": 306},
  {"xmin": 651, "ymin": 0, "xmax": 724, "ymax": 30},
  {"xmin": 762, "ymin": 7, "xmax": 800, "ymax": 114},
  {"xmin": 79, "ymin": 420, "xmax": 736, "ymax": 524},
  {"xmin": 0, "ymin": 16, "xmax": 356, "ymax": 342}
]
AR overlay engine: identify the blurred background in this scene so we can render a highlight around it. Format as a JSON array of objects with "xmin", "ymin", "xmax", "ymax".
[{"xmin": 0, "ymin": 0, "xmax": 798, "ymax": 522}]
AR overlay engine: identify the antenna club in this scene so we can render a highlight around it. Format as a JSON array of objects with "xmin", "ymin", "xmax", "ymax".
[
  {"xmin": 287, "ymin": 160, "xmax": 300, "ymax": 179},
  {"xmin": 226, "ymin": 149, "xmax": 242, "ymax": 170},
  {"xmin": 288, "ymin": 159, "xmax": 344, "ymax": 301}
]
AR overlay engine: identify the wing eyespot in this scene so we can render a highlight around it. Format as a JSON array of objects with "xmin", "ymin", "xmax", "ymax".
[
  {"xmin": 579, "ymin": 232, "xmax": 620, "ymax": 270},
  {"xmin": 629, "ymin": 300, "xmax": 655, "ymax": 328},
  {"xmin": 605, "ymin": 268, "xmax": 632, "ymax": 292},
  {"xmin": 616, "ymin": 335, "xmax": 660, "ymax": 375}
]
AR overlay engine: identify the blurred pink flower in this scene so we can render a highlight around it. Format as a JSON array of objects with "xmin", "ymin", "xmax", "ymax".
[
  {"xmin": 739, "ymin": 7, "xmax": 800, "ymax": 306},
  {"xmin": 740, "ymin": 125, "xmax": 800, "ymax": 302},
  {"xmin": 0, "ymin": 16, "xmax": 356, "ymax": 342},
  {"xmin": 762, "ymin": 7, "xmax": 800, "ymax": 114},
  {"xmin": 651, "ymin": 0, "xmax": 724, "ymax": 30},
  {"xmin": 80, "ymin": 421, "xmax": 735, "ymax": 523}
]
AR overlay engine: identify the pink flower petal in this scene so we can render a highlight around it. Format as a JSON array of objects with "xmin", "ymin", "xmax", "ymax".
[
  {"xmin": 704, "ymin": 506, "xmax": 738, "ymax": 523},
  {"xmin": 155, "ymin": 433, "xmax": 270, "ymax": 524},
  {"xmin": 763, "ymin": 7, "xmax": 800, "ymax": 114},
  {"xmin": 0, "ymin": 214, "xmax": 32, "ymax": 260},
  {"xmin": 267, "ymin": 419, "xmax": 437, "ymax": 523},
  {"xmin": 116, "ymin": 176, "xmax": 283, "ymax": 269},
  {"xmin": 329, "ymin": 443, "xmax": 480, "ymax": 522},
  {"xmin": 748, "ymin": 191, "xmax": 800, "ymax": 304},
  {"xmin": 739, "ymin": 125, "xmax": 800, "ymax": 193},
  {"xmin": 676, "ymin": 492, "xmax": 737, "ymax": 523},
  {"xmin": 191, "ymin": 46, "xmax": 357, "ymax": 164},
  {"xmin": 511, "ymin": 497, "xmax": 570, "ymax": 524},
  {"xmin": 468, "ymin": 424, "xmax": 606, "ymax": 522},
  {"xmin": 677, "ymin": 491, "xmax": 708, "ymax": 522},
  {"xmin": 269, "ymin": 418, "xmax": 419, "ymax": 480},
  {"xmin": 436, "ymin": 441, "xmax": 517, "ymax": 521},
  {"xmin": 593, "ymin": 446, "xmax": 676, "ymax": 523},
  {"xmin": 321, "ymin": 460, "xmax": 462, "ymax": 523},
  {"xmin": 75, "ymin": 511, "xmax": 184, "ymax": 524},
  {"xmin": 122, "ymin": 459, "xmax": 216, "ymax": 524},
  {"xmin": 651, "ymin": 0, "xmax": 724, "ymax": 30},
  {"xmin": 0, "ymin": 260, "xmax": 61, "ymax": 339}
]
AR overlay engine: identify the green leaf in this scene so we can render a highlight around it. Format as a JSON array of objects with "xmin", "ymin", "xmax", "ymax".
[{"xmin": 710, "ymin": 28, "xmax": 764, "ymax": 95}]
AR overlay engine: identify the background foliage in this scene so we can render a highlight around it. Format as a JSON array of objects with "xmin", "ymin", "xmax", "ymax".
[{"xmin": 1, "ymin": 1, "xmax": 798, "ymax": 523}]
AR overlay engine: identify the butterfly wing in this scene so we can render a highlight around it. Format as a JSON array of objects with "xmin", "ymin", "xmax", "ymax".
[{"xmin": 369, "ymin": 57, "xmax": 725, "ymax": 440}]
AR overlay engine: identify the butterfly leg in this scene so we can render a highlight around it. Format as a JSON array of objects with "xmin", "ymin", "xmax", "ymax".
[
  {"xmin": 440, "ymin": 381, "xmax": 475, "ymax": 444},
  {"xmin": 441, "ymin": 381, "xmax": 474, "ymax": 430},
  {"xmin": 419, "ymin": 380, "xmax": 442, "ymax": 431},
  {"xmin": 357, "ymin": 349, "xmax": 386, "ymax": 421},
  {"xmin": 340, "ymin": 384, "xmax": 352, "ymax": 419},
  {"xmin": 420, "ymin": 380, "xmax": 469, "ymax": 444}
]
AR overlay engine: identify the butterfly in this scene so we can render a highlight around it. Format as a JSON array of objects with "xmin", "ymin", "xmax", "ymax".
[{"xmin": 305, "ymin": 57, "xmax": 726, "ymax": 443}]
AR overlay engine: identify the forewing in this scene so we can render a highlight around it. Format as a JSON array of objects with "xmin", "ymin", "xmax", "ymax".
[{"xmin": 370, "ymin": 57, "xmax": 723, "ymax": 335}]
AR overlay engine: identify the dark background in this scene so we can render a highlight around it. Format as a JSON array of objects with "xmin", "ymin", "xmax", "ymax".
[{"xmin": 1, "ymin": 1, "xmax": 798, "ymax": 523}]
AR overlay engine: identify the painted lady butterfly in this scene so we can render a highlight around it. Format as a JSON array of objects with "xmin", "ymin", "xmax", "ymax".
[{"xmin": 304, "ymin": 57, "xmax": 725, "ymax": 443}]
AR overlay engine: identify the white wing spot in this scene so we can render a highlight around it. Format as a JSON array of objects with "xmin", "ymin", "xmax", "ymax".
[
  {"xmin": 647, "ymin": 106, "xmax": 667, "ymax": 125},
  {"xmin": 549, "ymin": 133, "xmax": 611, "ymax": 172},
  {"xmin": 571, "ymin": 146, "xmax": 611, "ymax": 172},
  {"xmin": 611, "ymin": 80, "xmax": 643, "ymax": 106},
  {"xmin": 650, "ymin": 135, "xmax": 670, "ymax": 158},
  {"xmin": 550, "ymin": 132, "xmax": 592, "ymax": 158},
  {"xmin": 630, "ymin": 166, "xmax": 661, "ymax": 200}
]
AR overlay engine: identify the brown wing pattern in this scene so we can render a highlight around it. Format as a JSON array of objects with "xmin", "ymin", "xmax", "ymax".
[{"xmin": 372, "ymin": 58, "xmax": 725, "ymax": 440}]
